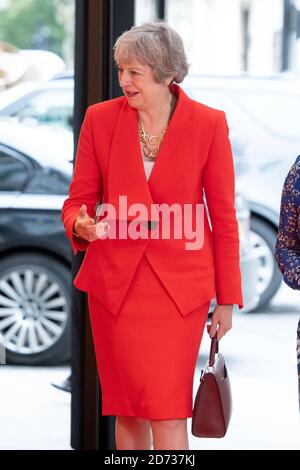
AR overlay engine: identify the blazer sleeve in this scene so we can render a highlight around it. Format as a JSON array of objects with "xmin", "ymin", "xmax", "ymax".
[
  {"xmin": 202, "ymin": 110, "xmax": 244, "ymax": 309},
  {"xmin": 274, "ymin": 156, "xmax": 300, "ymax": 290},
  {"xmin": 61, "ymin": 105, "xmax": 103, "ymax": 255}
]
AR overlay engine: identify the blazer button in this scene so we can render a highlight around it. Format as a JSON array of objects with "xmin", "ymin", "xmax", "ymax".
[{"xmin": 147, "ymin": 221, "xmax": 158, "ymax": 231}]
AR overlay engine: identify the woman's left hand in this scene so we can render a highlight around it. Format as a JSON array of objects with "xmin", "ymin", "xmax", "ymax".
[{"xmin": 207, "ymin": 304, "xmax": 233, "ymax": 341}]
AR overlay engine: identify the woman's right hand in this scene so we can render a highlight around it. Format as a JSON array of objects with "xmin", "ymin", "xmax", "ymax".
[{"xmin": 73, "ymin": 204, "xmax": 110, "ymax": 242}]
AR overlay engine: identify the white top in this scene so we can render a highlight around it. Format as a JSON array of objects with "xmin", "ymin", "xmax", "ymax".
[
  {"xmin": 143, "ymin": 160, "xmax": 155, "ymax": 181},
  {"xmin": 141, "ymin": 149, "xmax": 155, "ymax": 181}
]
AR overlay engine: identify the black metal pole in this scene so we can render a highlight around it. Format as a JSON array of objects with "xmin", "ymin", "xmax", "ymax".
[
  {"xmin": 72, "ymin": 0, "xmax": 113, "ymax": 450},
  {"xmin": 297, "ymin": 8, "xmax": 300, "ymax": 39},
  {"xmin": 156, "ymin": 0, "xmax": 166, "ymax": 20},
  {"xmin": 282, "ymin": 0, "xmax": 292, "ymax": 71},
  {"xmin": 71, "ymin": 0, "xmax": 135, "ymax": 451},
  {"xmin": 111, "ymin": 0, "xmax": 135, "ymax": 98}
]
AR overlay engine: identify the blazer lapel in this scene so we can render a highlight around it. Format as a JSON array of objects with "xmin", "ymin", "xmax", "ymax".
[
  {"xmin": 107, "ymin": 83, "xmax": 191, "ymax": 223},
  {"xmin": 147, "ymin": 83, "xmax": 190, "ymax": 191},
  {"xmin": 107, "ymin": 96, "xmax": 157, "ymax": 223}
]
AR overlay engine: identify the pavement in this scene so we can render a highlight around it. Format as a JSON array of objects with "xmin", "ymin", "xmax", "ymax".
[
  {"xmin": 0, "ymin": 364, "xmax": 71, "ymax": 450},
  {"xmin": 0, "ymin": 282, "xmax": 299, "ymax": 450},
  {"xmin": 190, "ymin": 283, "xmax": 300, "ymax": 450}
]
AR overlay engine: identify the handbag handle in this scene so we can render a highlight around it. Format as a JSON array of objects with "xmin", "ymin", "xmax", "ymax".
[{"xmin": 208, "ymin": 336, "xmax": 219, "ymax": 367}]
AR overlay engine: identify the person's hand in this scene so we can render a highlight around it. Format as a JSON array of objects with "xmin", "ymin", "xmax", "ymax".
[
  {"xmin": 73, "ymin": 204, "xmax": 110, "ymax": 242},
  {"xmin": 207, "ymin": 304, "xmax": 233, "ymax": 341}
]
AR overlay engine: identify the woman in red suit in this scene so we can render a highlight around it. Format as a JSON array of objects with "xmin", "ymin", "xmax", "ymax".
[{"xmin": 62, "ymin": 21, "xmax": 243, "ymax": 450}]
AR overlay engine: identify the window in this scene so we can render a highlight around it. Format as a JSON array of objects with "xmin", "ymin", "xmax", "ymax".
[
  {"xmin": 0, "ymin": 150, "xmax": 29, "ymax": 192},
  {"xmin": 10, "ymin": 88, "xmax": 74, "ymax": 131},
  {"xmin": 25, "ymin": 167, "xmax": 70, "ymax": 195}
]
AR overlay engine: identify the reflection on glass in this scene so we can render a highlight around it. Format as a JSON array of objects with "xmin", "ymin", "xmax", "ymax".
[{"xmin": 0, "ymin": 151, "xmax": 29, "ymax": 191}]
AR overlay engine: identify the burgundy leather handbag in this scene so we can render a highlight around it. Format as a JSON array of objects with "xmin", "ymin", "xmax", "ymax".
[{"xmin": 191, "ymin": 336, "xmax": 232, "ymax": 438}]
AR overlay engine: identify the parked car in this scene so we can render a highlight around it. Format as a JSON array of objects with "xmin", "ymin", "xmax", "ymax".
[
  {"xmin": 236, "ymin": 156, "xmax": 300, "ymax": 307},
  {"xmin": 0, "ymin": 121, "xmax": 73, "ymax": 365},
  {"xmin": 182, "ymin": 73, "xmax": 300, "ymax": 309},
  {"xmin": 0, "ymin": 117, "xmax": 258, "ymax": 364},
  {"xmin": 0, "ymin": 75, "xmax": 73, "ymax": 131}
]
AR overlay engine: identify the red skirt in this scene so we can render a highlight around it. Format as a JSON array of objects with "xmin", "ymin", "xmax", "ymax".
[{"xmin": 87, "ymin": 254, "xmax": 210, "ymax": 420}]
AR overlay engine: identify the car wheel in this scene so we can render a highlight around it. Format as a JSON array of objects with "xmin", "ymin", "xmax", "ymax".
[
  {"xmin": 0, "ymin": 253, "xmax": 71, "ymax": 365},
  {"xmin": 250, "ymin": 217, "xmax": 282, "ymax": 311}
]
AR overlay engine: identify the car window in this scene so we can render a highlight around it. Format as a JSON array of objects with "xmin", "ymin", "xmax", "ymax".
[
  {"xmin": 24, "ymin": 167, "xmax": 70, "ymax": 195},
  {"xmin": 10, "ymin": 89, "xmax": 74, "ymax": 131},
  {"xmin": 0, "ymin": 150, "xmax": 29, "ymax": 191},
  {"xmin": 184, "ymin": 87, "xmax": 248, "ymax": 156},
  {"xmin": 230, "ymin": 90, "xmax": 300, "ymax": 140}
]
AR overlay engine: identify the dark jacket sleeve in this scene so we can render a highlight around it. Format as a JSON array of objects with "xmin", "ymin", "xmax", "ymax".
[{"xmin": 274, "ymin": 155, "xmax": 300, "ymax": 290}]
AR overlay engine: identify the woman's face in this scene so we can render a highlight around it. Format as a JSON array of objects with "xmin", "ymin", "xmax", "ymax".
[{"xmin": 117, "ymin": 55, "xmax": 166, "ymax": 110}]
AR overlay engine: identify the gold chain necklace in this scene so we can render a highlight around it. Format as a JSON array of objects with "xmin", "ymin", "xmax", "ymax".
[{"xmin": 138, "ymin": 94, "xmax": 177, "ymax": 160}]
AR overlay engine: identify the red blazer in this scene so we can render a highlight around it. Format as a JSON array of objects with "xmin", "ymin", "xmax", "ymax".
[{"xmin": 62, "ymin": 83, "xmax": 244, "ymax": 317}]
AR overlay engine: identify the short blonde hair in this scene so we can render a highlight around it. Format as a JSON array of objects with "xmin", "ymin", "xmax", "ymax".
[{"xmin": 113, "ymin": 21, "xmax": 190, "ymax": 84}]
